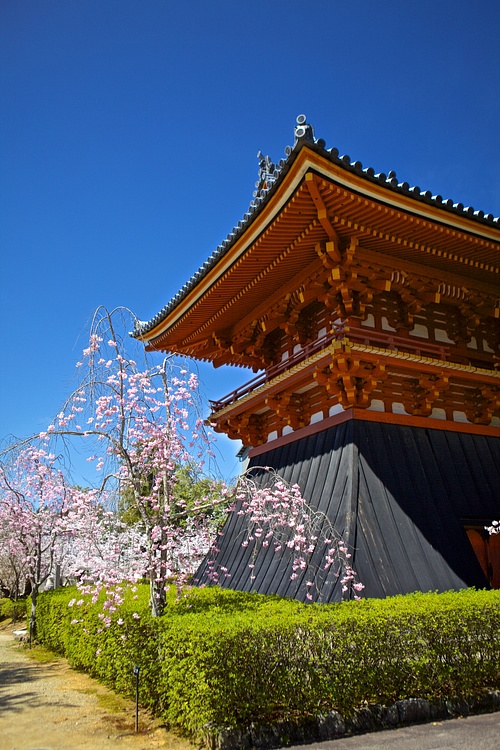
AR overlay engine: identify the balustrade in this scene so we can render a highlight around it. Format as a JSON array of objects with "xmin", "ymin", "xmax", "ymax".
[{"xmin": 210, "ymin": 324, "xmax": 455, "ymax": 412}]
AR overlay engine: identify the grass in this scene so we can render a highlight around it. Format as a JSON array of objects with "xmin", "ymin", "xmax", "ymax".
[
  {"xmin": 0, "ymin": 617, "xmax": 26, "ymax": 632},
  {"xmin": 78, "ymin": 686, "xmax": 132, "ymax": 713},
  {"xmin": 20, "ymin": 642, "xmax": 61, "ymax": 663}
]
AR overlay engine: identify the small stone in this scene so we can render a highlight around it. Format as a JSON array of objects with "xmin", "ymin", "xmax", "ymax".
[
  {"xmin": 317, "ymin": 710, "xmax": 346, "ymax": 739},
  {"xmin": 346, "ymin": 707, "xmax": 375, "ymax": 733},
  {"xmin": 396, "ymin": 698, "xmax": 431, "ymax": 724}
]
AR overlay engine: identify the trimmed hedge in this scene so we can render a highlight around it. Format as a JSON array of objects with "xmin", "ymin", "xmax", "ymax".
[
  {"xmin": 34, "ymin": 586, "xmax": 500, "ymax": 741},
  {"xmin": 0, "ymin": 597, "xmax": 26, "ymax": 622}
]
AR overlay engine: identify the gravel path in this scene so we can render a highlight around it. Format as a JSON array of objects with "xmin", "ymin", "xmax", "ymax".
[
  {"xmin": 5, "ymin": 623, "xmax": 497, "ymax": 750},
  {"xmin": 0, "ymin": 627, "xmax": 193, "ymax": 750}
]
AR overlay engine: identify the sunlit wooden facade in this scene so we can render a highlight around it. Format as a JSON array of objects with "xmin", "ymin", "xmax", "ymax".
[{"xmin": 136, "ymin": 118, "xmax": 500, "ymax": 598}]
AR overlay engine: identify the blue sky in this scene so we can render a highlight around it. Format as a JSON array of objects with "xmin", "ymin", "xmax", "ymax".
[{"xmin": 1, "ymin": 0, "xmax": 499, "ymax": 481}]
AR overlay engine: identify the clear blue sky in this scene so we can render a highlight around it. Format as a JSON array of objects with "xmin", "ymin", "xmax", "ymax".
[{"xmin": 1, "ymin": 0, "xmax": 499, "ymax": 481}]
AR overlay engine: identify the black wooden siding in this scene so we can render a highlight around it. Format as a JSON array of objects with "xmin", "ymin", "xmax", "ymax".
[{"xmin": 195, "ymin": 422, "xmax": 500, "ymax": 602}]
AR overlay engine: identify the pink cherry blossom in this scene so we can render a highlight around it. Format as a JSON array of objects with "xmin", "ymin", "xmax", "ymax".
[{"xmin": 1, "ymin": 305, "xmax": 363, "ymax": 627}]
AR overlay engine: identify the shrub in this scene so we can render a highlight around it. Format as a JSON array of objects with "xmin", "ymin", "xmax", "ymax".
[
  {"xmin": 0, "ymin": 597, "xmax": 27, "ymax": 622},
  {"xmin": 34, "ymin": 586, "xmax": 500, "ymax": 741}
]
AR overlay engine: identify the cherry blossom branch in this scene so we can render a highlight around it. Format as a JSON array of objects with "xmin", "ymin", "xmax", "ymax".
[{"xmin": 203, "ymin": 467, "xmax": 364, "ymax": 601}]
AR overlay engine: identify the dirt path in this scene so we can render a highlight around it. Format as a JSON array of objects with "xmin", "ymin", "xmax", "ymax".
[{"xmin": 0, "ymin": 624, "xmax": 194, "ymax": 750}]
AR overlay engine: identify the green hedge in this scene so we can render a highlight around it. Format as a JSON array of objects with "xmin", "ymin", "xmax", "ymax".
[
  {"xmin": 34, "ymin": 586, "xmax": 500, "ymax": 740},
  {"xmin": 0, "ymin": 597, "xmax": 27, "ymax": 622}
]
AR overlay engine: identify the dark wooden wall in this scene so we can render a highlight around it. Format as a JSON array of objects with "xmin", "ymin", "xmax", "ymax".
[{"xmin": 195, "ymin": 422, "xmax": 500, "ymax": 602}]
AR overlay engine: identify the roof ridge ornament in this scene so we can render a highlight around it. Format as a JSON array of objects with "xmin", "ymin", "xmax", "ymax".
[
  {"xmin": 254, "ymin": 151, "xmax": 276, "ymax": 197},
  {"xmin": 294, "ymin": 113, "xmax": 315, "ymax": 144},
  {"xmin": 131, "ymin": 118, "xmax": 498, "ymax": 341}
]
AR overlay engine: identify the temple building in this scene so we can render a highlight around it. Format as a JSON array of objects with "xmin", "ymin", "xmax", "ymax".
[{"xmin": 134, "ymin": 116, "xmax": 500, "ymax": 601}]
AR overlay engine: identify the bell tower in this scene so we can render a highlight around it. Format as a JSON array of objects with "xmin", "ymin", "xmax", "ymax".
[{"xmin": 135, "ymin": 117, "xmax": 500, "ymax": 601}]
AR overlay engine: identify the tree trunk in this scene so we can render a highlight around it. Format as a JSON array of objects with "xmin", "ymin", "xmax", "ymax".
[
  {"xmin": 149, "ymin": 571, "xmax": 166, "ymax": 617},
  {"xmin": 29, "ymin": 585, "xmax": 38, "ymax": 645}
]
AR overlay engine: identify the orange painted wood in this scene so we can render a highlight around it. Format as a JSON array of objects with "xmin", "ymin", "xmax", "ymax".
[
  {"xmin": 248, "ymin": 408, "xmax": 499, "ymax": 458},
  {"xmin": 490, "ymin": 534, "xmax": 500, "ymax": 589},
  {"xmin": 466, "ymin": 530, "xmax": 489, "ymax": 582}
]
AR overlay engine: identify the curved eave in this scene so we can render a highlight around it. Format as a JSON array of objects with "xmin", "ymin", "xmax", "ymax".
[{"xmin": 135, "ymin": 140, "xmax": 500, "ymax": 352}]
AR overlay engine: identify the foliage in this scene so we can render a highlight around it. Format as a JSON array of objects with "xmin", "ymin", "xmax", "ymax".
[
  {"xmin": 33, "ymin": 586, "xmax": 500, "ymax": 742},
  {"xmin": 0, "ymin": 597, "xmax": 26, "ymax": 622},
  {"xmin": 1, "ymin": 306, "xmax": 363, "ymax": 623},
  {"xmin": 201, "ymin": 468, "xmax": 364, "ymax": 601},
  {"xmin": 118, "ymin": 462, "xmax": 226, "ymax": 530},
  {"xmin": 0, "ymin": 447, "xmax": 68, "ymax": 598},
  {"xmin": 41, "ymin": 306, "xmax": 222, "ymax": 616},
  {"xmin": 0, "ymin": 307, "xmax": 227, "ymax": 621},
  {"xmin": 0, "ymin": 446, "xmax": 93, "ymax": 637},
  {"xmin": 0, "ymin": 443, "xmax": 151, "ymax": 637}
]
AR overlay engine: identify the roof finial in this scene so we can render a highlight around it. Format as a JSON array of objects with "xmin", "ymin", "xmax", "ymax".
[
  {"xmin": 254, "ymin": 151, "xmax": 276, "ymax": 196},
  {"xmin": 294, "ymin": 114, "xmax": 315, "ymax": 143}
]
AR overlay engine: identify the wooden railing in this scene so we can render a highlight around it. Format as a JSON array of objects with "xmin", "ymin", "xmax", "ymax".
[
  {"xmin": 209, "ymin": 328, "xmax": 340, "ymax": 411},
  {"xmin": 209, "ymin": 324, "xmax": 452, "ymax": 412},
  {"xmin": 346, "ymin": 325, "xmax": 451, "ymax": 360}
]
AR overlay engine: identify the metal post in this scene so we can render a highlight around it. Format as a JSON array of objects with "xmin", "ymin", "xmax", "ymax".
[{"xmin": 133, "ymin": 665, "xmax": 140, "ymax": 732}]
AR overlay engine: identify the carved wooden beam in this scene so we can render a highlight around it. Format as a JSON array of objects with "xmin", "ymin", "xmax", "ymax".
[
  {"xmin": 465, "ymin": 385, "xmax": 500, "ymax": 425},
  {"xmin": 214, "ymin": 412, "xmax": 267, "ymax": 446},
  {"xmin": 305, "ymin": 172, "xmax": 342, "ymax": 256},
  {"xmin": 405, "ymin": 373, "xmax": 450, "ymax": 417},
  {"xmin": 265, "ymin": 392, "xmax": 306, "ymax": 431},
  {"xmin": 265, "ymin": 392, "xmax": 293, "ymax": 419},
  {"xmin": 313, "ymin": 353, "xmax": 385, "ymax": 409}
]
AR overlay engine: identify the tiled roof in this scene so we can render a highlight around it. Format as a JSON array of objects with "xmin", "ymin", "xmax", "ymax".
[{"xmin": 134, "ymin": 115, "xmax": 499, "ymax": 338}]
